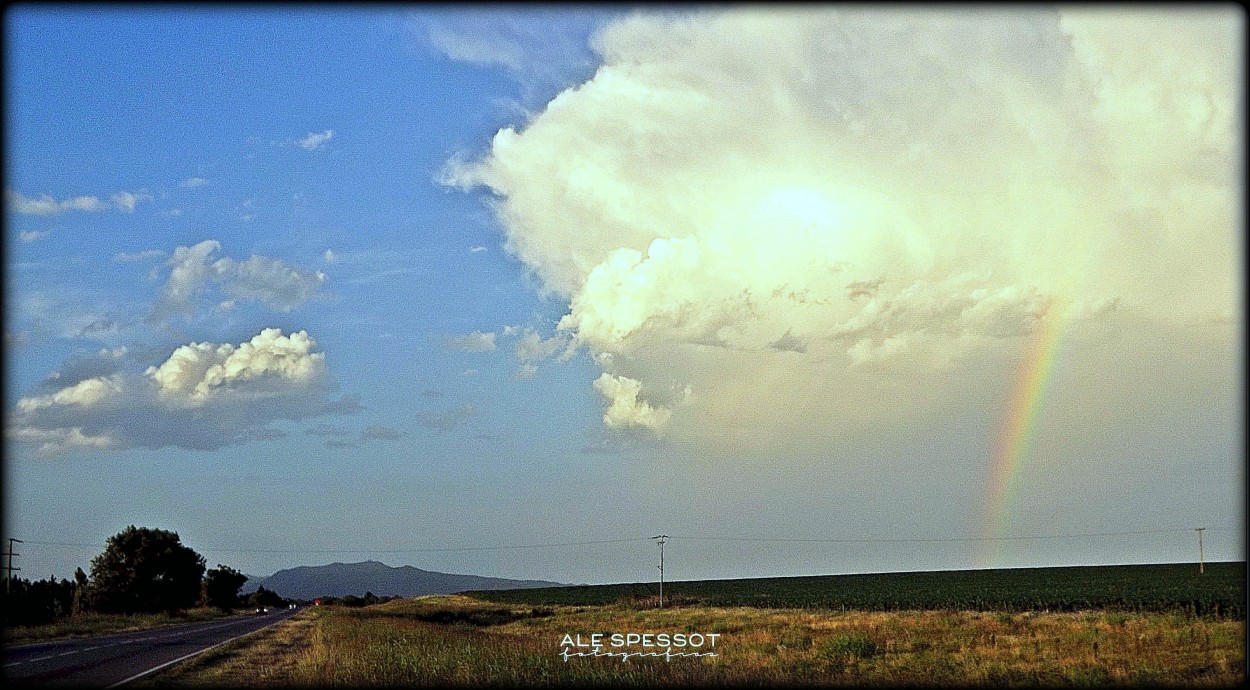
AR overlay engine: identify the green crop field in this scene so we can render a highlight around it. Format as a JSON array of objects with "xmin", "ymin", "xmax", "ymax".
[{"xmin": 466, "ymin": 561, "xmax": 1245, "ymax": 617}]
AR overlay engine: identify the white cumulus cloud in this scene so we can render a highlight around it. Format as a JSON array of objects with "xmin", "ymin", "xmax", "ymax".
[
  {"xmin": 592, "ymin": 373, "xmax": 672, "ymax": 431},
  {"xmin": 149, "ymin": 240, "xmax": 327, "ymax": 323},
  {"xmin": 8, "ymin": 329, "xmax": 354, "ymax": 455},
  {"xmin": 445, "ymin": 7, "xmax": 1241, "ymax": 445}
]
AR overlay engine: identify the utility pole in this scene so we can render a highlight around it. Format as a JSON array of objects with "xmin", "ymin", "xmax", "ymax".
[
  {"xmin": 3, "ymin": 538, "xmax": 22, "ymax": 594},
  {"xmin": 1195, "ymin": 527, "xmax": 1205, "ymax": 574},
  {"xmin": 651, "ymin": 535, "xmax": 668, "ymax": 608}
]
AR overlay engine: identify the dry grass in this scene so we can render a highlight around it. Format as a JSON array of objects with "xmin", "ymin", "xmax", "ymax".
[
  {"xmin": 143, "ymin": 595, "xmax": 1246, "ymax": 687},
  {"xmin": 131, "ymin": 612, "xmax": 318, "ymax": 687}
]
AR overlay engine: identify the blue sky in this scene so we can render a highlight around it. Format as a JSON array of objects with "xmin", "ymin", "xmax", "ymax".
[{"xmin": 4, "ymin": 6, "xmax": 1243, "ymax": 585}]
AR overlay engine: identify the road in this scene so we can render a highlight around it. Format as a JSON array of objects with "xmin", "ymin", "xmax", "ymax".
[{"xmin": 3, "ymin": 607, "xmax": 301, "ymax": 687}]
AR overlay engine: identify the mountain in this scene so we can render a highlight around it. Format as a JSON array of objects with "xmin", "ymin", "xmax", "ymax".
[{"xmin": 240, "ymin": 560, "xmax": 564, "ymax": 600}]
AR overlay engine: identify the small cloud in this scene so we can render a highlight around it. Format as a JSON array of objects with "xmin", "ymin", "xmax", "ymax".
[
  {"xmin": 360, "ymin": 425, "xmax": 405, "ymax": 441},
  {"xmin": 593, "ymin": 373, "xmax": 671, "ymax": 432},
  {"xmin": 305, "ymin": 423, "xmax": 351, "ymax": 437},
  {"xmin": 239, "ymin": 213, "xmax": 255, "ymax": 222},
  {"xmin": 298, "ymin": 129, "xmax": 334, "ymax": 150},
  {"xmin": 163, "ymin": 208, "xmax": 182, "ymax": 217},
  {"xmin": 235, "ymin": 428, "xmax": 288, "ymax": 443},
  {"xmin": 515, "ymin": 327, "xmax": 566, "ymax": 362},
  {"xmin": 768, "ymin": 330, "xmax": 808, "ymax": 353},
  {"xmin": 324, "ymin": 249, "xmax": 338, "ymax": 264},
  {"xmin": 461, "ymin": 369, "xmax": 478, "ymax": 376},
  {"xmin": 77, "ymin": 318, "xmax": 119, "ymax": 338},
  {"xmin": 513, "ymin": 363, "xmax": 538, "ymax": 380},
  {"xmin": 19, "ymin": 230, "xmax": 50, "ymax": 242},
  {"xmin": 7, "ymin": 190, "xmax": 109, "ymax": 215},
  {"xmin": 114, "ymin": 249, "xmax": 166, "ymax": 263},
  {"xmin": 442, "ymin": 330, "xmax": 497, "ymax": 352},
  {"xmin": 179, "ymin": 177, "xmax": 209, "ymax": 189},
  {"xmin": 469, "ymin": 245, "xmax": 487, "ymax": 253},
  {"xmin": 417, "ymin": 403, "xmax": 475, "ymax": 432},
  {"xmin": 325, "ymin": 439, "xmax": 359, "ymax": 450},
  {"xmin": 111, "ymin": 190, "xmax": 154, "ymax": 212}
]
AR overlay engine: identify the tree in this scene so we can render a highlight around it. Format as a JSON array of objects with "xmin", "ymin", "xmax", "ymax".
[
  {"xmin": 88, "ymin": 526, "xmax": 206, "ymax": 614},
  {"xmin": 72, "ymin": 567, "xmax": 90, "ymax": 615},
  {"xmin": 247, "ymin": 585, "xmax": 284, "ymax": 609},
  {"xmin": 201, "ymin": 565, "xmax": 248, "ymax": 612}
]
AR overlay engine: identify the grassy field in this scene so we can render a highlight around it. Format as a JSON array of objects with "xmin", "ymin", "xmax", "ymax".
[
  {"xmin": 2, "ymin": 607, "xmax": 243, "ymax": 646},
  {"xmin": 468, "ymin": 562, "xmax": 1246, "ymax": 617},
  {"xmin": 142, "ymin": 594, "xmax": 1245, "ymax": 687}
]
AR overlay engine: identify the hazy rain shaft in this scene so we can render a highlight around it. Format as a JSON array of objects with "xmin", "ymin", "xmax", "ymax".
[{"xmin": 445, "ymin": 7, "xmax": 1241, "ymax": 453}]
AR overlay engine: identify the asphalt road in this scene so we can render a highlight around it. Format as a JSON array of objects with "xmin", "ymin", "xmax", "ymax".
[{"xmin": 3, "ymin": 607, "xmax": 301, "ymax": 687}]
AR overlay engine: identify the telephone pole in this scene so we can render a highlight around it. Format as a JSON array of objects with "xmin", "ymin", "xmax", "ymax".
[
  {"xmin": 651, "ymin": 535, "xmax": 668, "ymax": 608},
  {"xmin": 1195, "ymin": 527, "xmax": 1205, "ymax": 574},
  {"xmin": 3, "ymin": 538, "xmax": 22, "ymax": 594}
]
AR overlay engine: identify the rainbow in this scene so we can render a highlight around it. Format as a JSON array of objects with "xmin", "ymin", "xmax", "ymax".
[{"xmin": 978, "ymin": 297, "xmax": 1069, "ymax": 567}]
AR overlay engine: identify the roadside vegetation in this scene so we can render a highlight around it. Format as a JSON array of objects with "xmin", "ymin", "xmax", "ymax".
[
  {"xmin": 142, "ymin": 593, "xmax": 1245, "ymax": 686},
  {"xmin": 3, "ymin": 525, "xmax": 280, "ymax": 645}
]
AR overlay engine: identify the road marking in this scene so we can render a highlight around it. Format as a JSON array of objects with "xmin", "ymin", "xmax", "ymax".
[
  {"xmin": 4, "ymin": 661, "xmax": 23, "ymax": 667},
  {"xmin": 105, "ymin": 616, "xmax": 291, "ymax": 688}
]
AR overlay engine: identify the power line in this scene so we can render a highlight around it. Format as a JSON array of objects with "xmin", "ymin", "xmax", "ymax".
[
  {"xmin": 667, "ymin": 528, "xmax": 1202, "ymax": 544},
  {"xmin": 18, "ymin": 537, "xmax": 654, "ymax": 554},
  {"xmin": 14, "ymin": 528, "xmax": 1224, "ymax": 555}
]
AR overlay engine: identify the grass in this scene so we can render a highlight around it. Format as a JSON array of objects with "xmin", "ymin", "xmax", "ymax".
[
  {"xmin": 2, "ymin": 607, "xmax": 243, "ymax": 646},
  {"xmin": 141, "ymin": 595, "xmax": 1245, "ymax": 687}
]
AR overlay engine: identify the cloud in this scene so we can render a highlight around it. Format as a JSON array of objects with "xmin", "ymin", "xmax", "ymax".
[
  {"xmin": 442, "ymin": 330, "xmax": 497, "ymax": 352},
  {"xmin": 324, "ymin": 249, "xmax": 338, "ymax": 264},
  {"xmin": 592, "ymin": 373, "xmax": 671, "ymax": 431},
  {"xmin": 298, "ymin": 129, "xmax": 334, "ymax": 150},
  {"xmin": 419, "ymin": 8, "xmax": 613, "ymax": 104},
  {"xmin": 19, "ymin": 230, "xmax": 50, "ymax": 242},
  {"xmin": 149, "ymin": 240, "xmax": 327, "ymax": 324},
  {"xmin": 305, "ymin": 423, "xmax": 351, "ymax": 437},
  {"xmin": 146, "ymin": 328, "xmax": 326, "ymax": 405},
  {"xmin": 514, "ymin": 327, "xmax": 567, "ymax": 362},
  {"xmin": 469, "ymin": 245, "xmax": 487, "ymax": 253},
  {"xmin": 114, "ymin": 249, "xmax": 166, "ymax": 262},
  {"xmin": 8, "ymin": 191, "xmax": 108, "ymax": 215},
  {"xmin": 8, "ymin": 329, "xmax": 356, "ymax": 455},
  {"xmin": 111, "ymin": 190, "xmax": 154, "ymax": 213},
  {"xmin": 179, "ymin": 177, "xmax": 209, "ymax": 188},
  {"xmin": 417, "ymin": 403, "xmax": 475, "ymax": 432},
  {"xmin": 7, "ymin": 189, "xmax": 153, "ymax": 215},
  {"xmin": 360, "ymin": 425, "xmax": 405, "ymax": 441},
  {"xmin": 445, "ymin": 7, "xmax": 1241, "ymax": 446},
  {"xmin": 509, "ymin": 327, "xmax": 570, "ymax": 379}
]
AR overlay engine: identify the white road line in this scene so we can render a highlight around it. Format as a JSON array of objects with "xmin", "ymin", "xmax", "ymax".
[
  {"xmin": 105, "ymin": 617, "xmax": 288, "ymax": 688},
  {"xmin": 3, "ymin": 661, "xmax": 23, "ymax": 668}
]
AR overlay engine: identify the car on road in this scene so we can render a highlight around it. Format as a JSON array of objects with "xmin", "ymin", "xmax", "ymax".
[{"xmin": 255, "ymin": 607, "xmax": 268, "ymax": 615}]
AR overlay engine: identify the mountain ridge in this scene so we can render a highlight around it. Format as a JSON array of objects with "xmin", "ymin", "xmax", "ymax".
[{"xmin": 241, "ymin": 560, "xmax": 564, "ymax": 599}]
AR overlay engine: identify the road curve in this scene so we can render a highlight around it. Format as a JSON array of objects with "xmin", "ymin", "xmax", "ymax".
[{"xmin": 3, "ymin": 607, "xmax": 301, "ymax": 687}]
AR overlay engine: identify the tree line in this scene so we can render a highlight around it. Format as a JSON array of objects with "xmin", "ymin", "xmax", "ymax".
[{"xmin": 3, "ymin": 526, "xmax": 285, "ymax": 627}]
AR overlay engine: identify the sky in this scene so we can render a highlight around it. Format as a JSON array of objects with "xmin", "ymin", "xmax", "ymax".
[{"xmin": 3, "ymin": 5, "xmax": 1244, "ymax": 586}]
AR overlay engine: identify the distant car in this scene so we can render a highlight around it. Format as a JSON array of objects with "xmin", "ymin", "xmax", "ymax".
[{"xmin": 255, "ymin": 607, "xmax": 268, "ymax": 615}]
